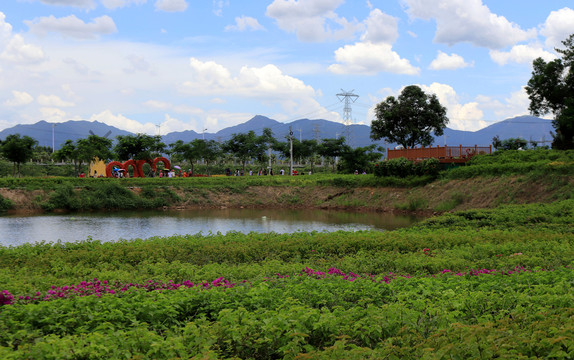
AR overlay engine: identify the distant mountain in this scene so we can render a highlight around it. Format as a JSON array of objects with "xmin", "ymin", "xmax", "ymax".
[
  {"xmin": 0, "ymin": 115, "xmax": 555, "ymax": 151},
  {"xmin": 0, "ymin": 120, "xmax": 132, "ymax": 150}
]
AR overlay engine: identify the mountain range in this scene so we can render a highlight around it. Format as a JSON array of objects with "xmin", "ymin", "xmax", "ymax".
[{"xmin": 0, "ymin": 115, "xmax": 555, "ymax": 151}]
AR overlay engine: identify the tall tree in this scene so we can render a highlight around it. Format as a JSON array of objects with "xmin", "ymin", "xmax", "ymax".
[
  {"xmin": 525, "ymin": 34, "xmax": 574, "ymax": 149},
  {"xmin": 222, "ymin": 130, "xmax": 270, "ymax": 171},
  {"xmin": 114, "ymin": 134, "xmax": 166, "ymax": 161},
  {"xmin": 0, "ymin": 134, "xmax": 38, "ymax": 177},
  {"xmin": 370, "ymin": 85, "xmax": 448, "ymax": 148},
  {"xmin": 317, "ymin": 137, "xmax": 347, "ymax": 172},
  {"xmin": 201, "ymin": 140, "xmax": 221, "ymax": 175},
  {"xmin": 338, "ymin": 144, "xmax": 384, "ymax": 174}
]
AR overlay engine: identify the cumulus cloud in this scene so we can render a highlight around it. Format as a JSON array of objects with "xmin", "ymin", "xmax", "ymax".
[
  {"xmin": 541, "ymin": 7, "xmax": 574, "ymax": 48},
  {"xmin": 4, "ymin": 91, "xmax": 34, "ymax": 107},
  {"xmin": 328, "ymin": 42, "xmax": 419, "ymax": 75},
  {"xmin": 89, "ymin": 110, "xmax": 157, "ymax": 134},
  {"xmin": 154, "ymin": 0, "xmax": 188, "ymax": 12},
  {"xmin": 37, "ymin": 0, "xmax": 96, "ymax": 8},
  {"xmin": 489, "ymin": 44, "xmax": 557, "ymax": 66},
  {"xmin": 225, "ymin": 16, "xmax": 265, "ymax": 32},
  {"xmin": 0, "ymin": 34, "xmax": 45, "ymax": 64},
  {"xmin": 266, "ymin": 0, "xmax": 361, "ymax": 42},
  {"xmin": 101, "ymin": 0, "xmax": 147, "ymax": 9},
  {"xmin": 476, "ymin": 88, "xmax": 531, "ymax": 121},
  {"xmin": 25, "ymin": 15, "xmax": 117, "ymax": 39},
  {"xmin": 429, "ymin": 51, "xmax": 472, "ymax": 70},
  {"xmin": 418, "ymin": 83, "xmax": 486, "ymax": 131},
  {"xmin": 182, "ymin": 57, "xmax": 315, "ymax": 98},
  {"xmin": 37, "ymin": 94, "xmax": 75, "ymax": 107},
  {"xmin": 403, "ymin": 0, "xmax": 536, "ymax": 49},
  {"xmin": 360, "ymin": 9, "xmax": 398, "ymax": 44},
  {"xmin": 0, "ymin": 13, "xmax": 45, "ymax": 64}
]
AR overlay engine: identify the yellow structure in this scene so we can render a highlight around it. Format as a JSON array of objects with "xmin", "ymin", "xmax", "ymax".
[{"xmin": 89, "ymin": 158, "xmax": 106, "ymax": 177}]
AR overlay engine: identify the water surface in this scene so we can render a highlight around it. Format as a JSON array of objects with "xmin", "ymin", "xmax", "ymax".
[{"xmin": 0, "ymin": 208, "xmax": 423, "ymax": 246}]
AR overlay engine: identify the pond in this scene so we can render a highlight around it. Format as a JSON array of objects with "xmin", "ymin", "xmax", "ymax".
[{"xmin": 0, "ymin": 208, "xmax": 424, "ymax": 246}]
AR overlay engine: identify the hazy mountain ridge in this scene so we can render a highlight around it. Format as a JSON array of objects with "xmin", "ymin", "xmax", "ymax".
[{"xmin": 0, "ymin": 115, "xmax": 554, "ymax": 151}]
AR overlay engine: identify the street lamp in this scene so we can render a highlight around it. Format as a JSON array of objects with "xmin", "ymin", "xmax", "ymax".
[{"xmin": 202, "ymin": 128, "xmax": 207, "ymax": 140}]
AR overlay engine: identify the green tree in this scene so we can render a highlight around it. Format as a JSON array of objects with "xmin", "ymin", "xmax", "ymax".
[
  {"xmin": 0, "ymin": 134, "xmax": 38, "ymax": 177},
  {"xmin": 317, "ymin": 137, "xmax": 347, "ymax": 172},
  {"xmin": 338, "ymin": 144, "xmax": 384, "ymax": 174},
  {"xmin": 114, "ymin": 134, "xmax": 166, "ymax": 161},
  {"xmin": 492, "ymin": 136, "xmax": 529, "ymax": 151},
  {"xmin": 370, "ymin": 85, "xmax": 449, "ymax": 148},
  {"xmin": 222, "ymin": 130, "xmax": 270, "ymax": 171},
  {"xmin": 526, "ymin": 34, "xmax": 574, "ymax": 149},
  {"xmin": 202, "ymin": 140, "xmax": 221, "ymax": 175}
]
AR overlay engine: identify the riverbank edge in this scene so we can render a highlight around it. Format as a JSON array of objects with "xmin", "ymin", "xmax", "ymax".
[{"xmin": 1, "ymin": 174, "xmax": 571, "ymax": 215}]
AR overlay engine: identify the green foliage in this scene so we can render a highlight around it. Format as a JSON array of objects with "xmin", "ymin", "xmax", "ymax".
[
  {"xmin": 374, "ymin": 157, "xmax": 441, "ymax": 178},
  {"xmin": 526, "ymin": 34, "xmax": 574, "ymax": 149},
  {"xmin": 1, "ymin": 198, "xmax": 574, "ymax": 358},
  {"xmin": 492, "ymin": 136, "xmax": 529, "ymax": 150},
  {"xmin": 371, "ymin": 85, "xmax": 449, "ymax": 148},
  {"xmin": 0, "ymin": 194, "xmax": 12, "ymax": 212},
  {"xmin": 444, "ymin": 149, "xmax": 574, "ymax": 179},
  {"xmin": 0, "ymin": 134, "xmax": 38, "ymax": 177}
]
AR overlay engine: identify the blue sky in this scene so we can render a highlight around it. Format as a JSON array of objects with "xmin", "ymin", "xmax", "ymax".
[{"xmin": 0, "ymin": 0, "xmax": 573, "ymax": 136}]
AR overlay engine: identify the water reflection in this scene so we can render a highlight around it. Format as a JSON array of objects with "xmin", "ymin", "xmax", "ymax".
[{"xmin": 0, "ymin": 208, "xmax": 423, "ymax": 246}]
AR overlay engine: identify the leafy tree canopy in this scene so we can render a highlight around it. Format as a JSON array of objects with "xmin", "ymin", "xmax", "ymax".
[
  {"xmin": 526, "ymin": 34, "xmax": 574, "ymax": 149},
  {"xmin": 0, "ymin": 134, "xmax": 38, "ymax": 177},
  {"xmin": 370, "ymin": 85, "xmax": 448, "ymax": 148},
  {"xmin": 114, "ymin": 134, "xmax": 165, "ymax": 161}
]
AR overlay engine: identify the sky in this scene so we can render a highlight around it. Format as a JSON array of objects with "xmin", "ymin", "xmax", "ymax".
[{"xmin": 0, "ymin": 0, "xmax": 573, "ymax": 137}]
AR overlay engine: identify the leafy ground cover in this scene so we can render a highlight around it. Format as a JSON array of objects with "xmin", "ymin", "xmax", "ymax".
[{"xmin": 1, "ymin": 199, "xmax": 573, "ymax": 359}]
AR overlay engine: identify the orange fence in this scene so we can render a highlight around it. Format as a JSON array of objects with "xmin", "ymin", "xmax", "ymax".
[{"xmin": 387, "ymin": 145, "xmax": 492, "ymax": 163}]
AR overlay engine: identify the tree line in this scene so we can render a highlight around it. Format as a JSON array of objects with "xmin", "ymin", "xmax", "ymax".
[{"xmin": 0, "ymin": 130, "xmax": 384, "ymax": 177}]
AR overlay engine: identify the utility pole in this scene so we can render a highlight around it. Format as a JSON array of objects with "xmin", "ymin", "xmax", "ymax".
[
  {"xmin": 336, "ymin": 89, "xmax": 359, "ymax": 146},
  {"xmin": 52, "ymin": 123, "xmax": 56, "ymax": 153},
  {"xmin": 289, "ymin": 126, "xmax": 294, "ymax": 176}
]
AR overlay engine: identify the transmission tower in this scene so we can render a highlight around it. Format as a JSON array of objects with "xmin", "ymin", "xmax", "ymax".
[{"xmin": 336, "ymin": 89, "xmax": 359, "ymax": 145}]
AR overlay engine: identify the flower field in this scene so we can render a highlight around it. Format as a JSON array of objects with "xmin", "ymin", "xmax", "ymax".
[{"xmin": 1, "ymin": 200, "xmax": 573, "ymax": 359}]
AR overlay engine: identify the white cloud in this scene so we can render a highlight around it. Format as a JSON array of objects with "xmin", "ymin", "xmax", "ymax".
[
  {"xmin": 541, "ymin": 7, "xmax": 574, "ymax": 48},
  {"xmin": 212, "ymin": 0, "xmax": 229, "ymax": 16},
  {"xmin": 182, "ymin": 58, "xmax": 315, "ymax": 98},
  {"xmin": 25, "ymin": 15, "xmax": 117, "ymax": 39},
  {"xmin": 429, "ymin": 51, "xmax": 472, "ymax": 70},
  {"xmin": 102, "ymin": 0, "xmax": 147, "ymax": 9},
  {"xmin": 0, "ymin": 34, "xmax": 45, "ymax": 64},
  {"xmin": 489, "ymin": 44, "xmax": 557, "ymax": 66},
  {"xmin": 123, "ymin": 54, "xmax": 155, "ymax": 75},
  {"xmin": 4, "ymin": 91, "xmax": 34, "ymax": 106},
  {"xmin": 89, "ymin": 110, "xmax": 157, "ymax": 134},
  {"xmin": 225, "ymin": 16, "xmax": 265, "ymax": 32},
  {"xmin": 403, "ymin": 0, "xmax": 536, "ymax": 49},
  {"xmin": 419, "ymin": 83, "xmax": 486, "ymax": 131},
  {"xmin": 476, "ymin": 88, "xmax": 531, "ymax": 121},
  {"xmin": 37, "ymin": 0, "xmax": 96, "ymax": 8},
  {"xmin": 360, "ymin": 9, "xmax": 398, "ymax": 44},
  {"xmin": 328, "ymin": 42, "xmax": 419, "ymax": 75},
  {"xmin": 154, "ymin": 0, "xmax": 188, "ymax": 12},
  {"xmin": 266, "ymin": 0, "xmax": 361, "ymax": 42},
  {"xmin": 37, "ymin": 94, "xmax": 75, "ymax": 107},
  {"xmin": 40, "ymin": 107, "xmax": 67, "ymax": 122}
]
